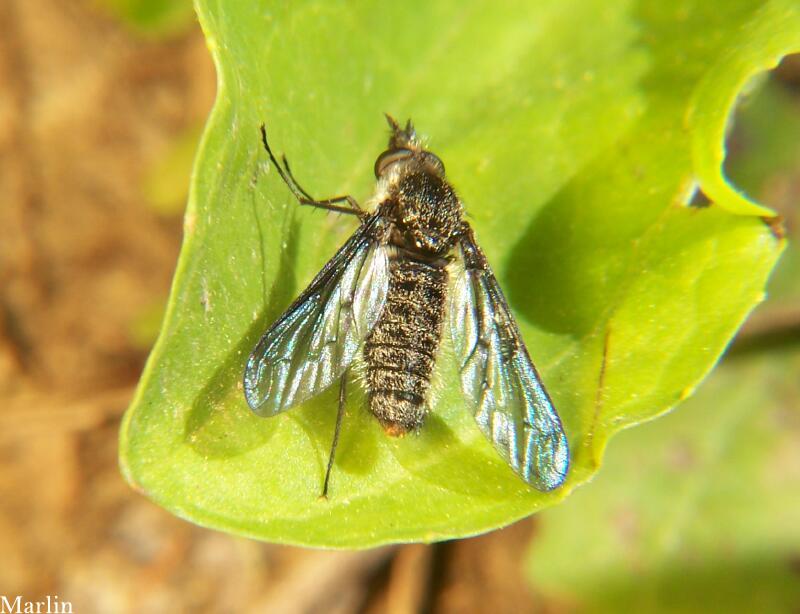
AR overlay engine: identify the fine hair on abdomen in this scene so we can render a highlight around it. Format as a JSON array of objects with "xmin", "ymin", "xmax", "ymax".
[{"xmin": 363, "ymin": 255, "xmax": 448, "ymax": 435}]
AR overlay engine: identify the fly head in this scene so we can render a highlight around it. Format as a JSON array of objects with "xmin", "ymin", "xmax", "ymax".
[{"xmin": 376, "ymin": 115, "xmax": 462, "ymax": 255}]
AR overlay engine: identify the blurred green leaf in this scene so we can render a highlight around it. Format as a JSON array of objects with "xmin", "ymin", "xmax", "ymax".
[
  {"xmin": 142, "ymin": 126, "xmax": 203, "ymax": 216},
  {"xmin": 727, "ymin": 73, "xmax": 800, "ymax": 204},
  {"xmin": 97, "ymin": 0, "xmax": 195, "ymax": 37},
  {"xmin": 127, "ymin": 299, "xmax": 167, "ymax": 351},
  {"xmin": 120, "ymin": 1, "xmax": 796, "ymax": 547},
  {"xmin": 527, "ymin": 348, "xmax": 800, "ymax": 612}
]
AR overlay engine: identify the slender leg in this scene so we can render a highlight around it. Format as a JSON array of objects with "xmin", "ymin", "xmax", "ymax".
[
  {"xmin": 259, "ymin": 125, "xmax": 364, "ymax": 217},
  {"xmin": 321, "ymin": 371, "xmax": 348, "ymax": 498},
  {"xmin": 280, "ymin": 154, "xmax": 314, "ymax": 200}
]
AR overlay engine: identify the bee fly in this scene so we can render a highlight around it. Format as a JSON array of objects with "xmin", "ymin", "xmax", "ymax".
[{"xmin": 244, "ymin": 116, "xmax": 569, "ymax": 496}]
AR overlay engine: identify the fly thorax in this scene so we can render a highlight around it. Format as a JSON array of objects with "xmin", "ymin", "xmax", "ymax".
[{"xmin": 394, "ymin": 170, "xmax": 462, "ymax": 254}]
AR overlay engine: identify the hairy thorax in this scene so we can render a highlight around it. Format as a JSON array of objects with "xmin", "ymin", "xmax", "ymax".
[{"xmin": 389, "ymin": 170, "xmax": 462, "ymax": 255}]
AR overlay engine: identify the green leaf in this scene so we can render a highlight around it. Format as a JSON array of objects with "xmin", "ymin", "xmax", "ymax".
[
  {"xmin": 526, "ymin": 348, "xmax": 800, "ymax": 612},
  {"xmin": 527, "ymin": 64, "xmax": 800, "ymax": 609},
  {"xmin": 688, "ymin": 1, "xmax": 800, "ymax": 216},
  {"xmin": 726, "ymin": 72, "xmax": 800, "ymax": 310},
  {"xmin": 119, "ymin": 1, "xmax": 796, "ymax": 547}
]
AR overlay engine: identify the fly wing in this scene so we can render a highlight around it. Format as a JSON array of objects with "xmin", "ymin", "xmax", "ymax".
[
  {"xmin": 449, "ymin": 226, "xmax": 569, "ymax": 491},
  {"xmin": 244, "ymin": 215, "xmax": 390, "ymax": 416}
]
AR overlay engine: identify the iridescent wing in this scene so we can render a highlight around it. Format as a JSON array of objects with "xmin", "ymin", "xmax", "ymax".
[
  {"xmin": 244, "ymin": 215, "xmax": 390, "ymax": 416},
  {"xmin": 449, "ymin": 225, "xmax": 569, "ymax": 491}
]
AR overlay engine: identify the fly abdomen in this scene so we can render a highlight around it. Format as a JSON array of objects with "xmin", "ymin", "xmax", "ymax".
[{"xmin": 364, "ymin": 256, "xmax": 448, "ymax": 435}]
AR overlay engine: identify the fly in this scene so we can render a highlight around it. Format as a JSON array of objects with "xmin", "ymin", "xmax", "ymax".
[{"xmin": 244, "ymin": 116, "xmax": 569, "ymax": 496}]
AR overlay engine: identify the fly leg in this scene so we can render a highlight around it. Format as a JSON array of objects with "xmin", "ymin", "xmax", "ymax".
[
  {"xmin": 321, "ymin": 370, "xmax": 348, "ymax": 499},
  {"xmin": 259, "ymin": 125, "xmax": 365, "ymax": 218}
]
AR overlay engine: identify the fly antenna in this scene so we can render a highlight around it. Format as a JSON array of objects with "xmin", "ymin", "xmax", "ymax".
[{"xmin": 384, "ymin": 113, "xmax": 401, "ymax": 132}]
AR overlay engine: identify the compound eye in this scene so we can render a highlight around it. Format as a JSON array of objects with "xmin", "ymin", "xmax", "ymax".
[
  {"xmin": 374, "ymin": 148, "xmax": 413, "ymax": 177},
  {"xmin": 423, "ymin": 152, "xmax": 445, "ymax": 176}
]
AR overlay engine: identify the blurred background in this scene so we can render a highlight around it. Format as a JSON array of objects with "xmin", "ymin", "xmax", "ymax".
[{"xmin": 0, "ymin": 1, "xmax": 797, "ymax": 612}]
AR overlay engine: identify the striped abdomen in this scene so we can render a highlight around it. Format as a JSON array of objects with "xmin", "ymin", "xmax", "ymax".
[{"xmin": 363, "ymin": 255, "xmax": 448, "ymax": 435}]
